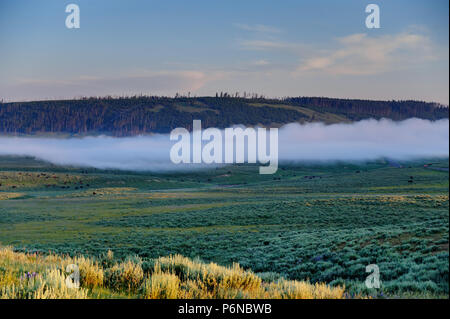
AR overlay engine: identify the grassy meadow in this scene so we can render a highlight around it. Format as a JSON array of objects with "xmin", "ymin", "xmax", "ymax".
[{"xmin": 0, "ymin": 156, "xmax": 448, "ymax": 298}]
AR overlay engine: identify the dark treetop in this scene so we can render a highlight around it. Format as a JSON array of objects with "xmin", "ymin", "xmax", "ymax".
[{"xmin": 0, "ymin": 96, "xmax": 448, "ymax": 136}]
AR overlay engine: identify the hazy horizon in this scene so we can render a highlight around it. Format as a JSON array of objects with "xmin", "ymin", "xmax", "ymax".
[{"xmin": 1, "ymin": 94, "xmax": 449, "ymax": 106}]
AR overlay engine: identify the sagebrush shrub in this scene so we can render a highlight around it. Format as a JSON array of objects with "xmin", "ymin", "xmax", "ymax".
[
  {"xmin": 73, "ymin": 256, "xmax": 104, "ymax": 288},
  {"xmin": 141, "ymin": 272, "xmax": 180, "ymax": 299},
  {"xmin": 1, "ymin": 246, "xmax": 347, "ymax": 299},
  {"xmin": 1, "ymin": 268, "xmax": 88, "ymax": 299},
  {"xmin": 105, "ymin": 260, "xmax": 144, "ymax": 291}
]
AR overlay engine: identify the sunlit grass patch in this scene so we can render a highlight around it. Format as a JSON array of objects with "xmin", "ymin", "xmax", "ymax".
[
  {"xmin": 147, "ymin": 192, "xmax": 223, "ymax": 199},
  {"xmin": 0, "ymin": 192, "xmax": 24, "ymax": 200},
  {"xmin": 141, "ymin": 254, "xmax": 345, "ymax": 299}
]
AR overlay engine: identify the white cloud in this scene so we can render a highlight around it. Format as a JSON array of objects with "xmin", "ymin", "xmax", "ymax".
[{"xmin": 296, "ymin": 32, "xmax": 437, "ymax": 75}]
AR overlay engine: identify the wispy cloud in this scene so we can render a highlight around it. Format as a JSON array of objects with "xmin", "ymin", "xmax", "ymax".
[
  {"xmin": 233, "ymin": 23, "xmax": 282, "ymax": 33},
  {"xmin": 251, "ymin": 59, "xmax": 270, "ymax": 66},
  {"xmin": 295, "ymin": 32, "xmax": 437, "ymax": 76},
  {"xmin": 239, "ymin": 30, "xmax": 440, "ymax": 76}
]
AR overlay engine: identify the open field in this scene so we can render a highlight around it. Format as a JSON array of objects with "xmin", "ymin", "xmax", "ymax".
[{"xmin": 0, "ymin": 156, "xmax": 448, "ymax": 298}]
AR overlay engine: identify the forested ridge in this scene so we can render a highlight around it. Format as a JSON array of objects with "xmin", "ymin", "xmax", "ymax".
[{"xmin": 0, "ymin": 96, "xmax": 448, "ymax": 136}]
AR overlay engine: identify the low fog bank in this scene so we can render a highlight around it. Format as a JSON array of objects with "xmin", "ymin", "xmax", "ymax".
[
  {"xmin": 0, "ymin": 118, "xmax": 448, "ymax": 171},
  {"xmin": 278, "ymin": 118, "xmax": 449, "ymax": 161}
]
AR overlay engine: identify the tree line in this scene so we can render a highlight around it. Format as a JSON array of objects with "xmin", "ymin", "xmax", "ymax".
[{"xmin": 0, "ymin": 95, "xmax": 447, "ymax": 136}]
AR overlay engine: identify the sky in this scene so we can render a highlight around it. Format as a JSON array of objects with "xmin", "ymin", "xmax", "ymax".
[{"xmin": 0, "ymin": 0, "xmax": 448, "ymax": 104}]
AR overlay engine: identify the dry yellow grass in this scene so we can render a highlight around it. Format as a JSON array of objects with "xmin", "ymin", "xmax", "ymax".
[
  {"xmin": 0, "ymin": 246, "xmax": 89, "ymax": 298},
  {"xmin": 0, "ymin": 192, "xmax": 24, "ymax": 200},
  {"xmin": 1, "ymin": 268, "xmax": 89, "ymax": 299},
  {"xmin": 141, "ymin": 271, "xmax": 180, "ymax": 299},
  {"xmin": 74, "ymin": 256, "xmax": 104, "ymax": 288},
  {"xmin": 105, "ymin": 259, "xmax": 144, "ymax": 291},
  {"xmin": 147, "ymin": 255, "xmax": 345, "ymax": 299},
  {"xmin": 0, "ymin": 247, "xmax": 346, "ymax": 299}
]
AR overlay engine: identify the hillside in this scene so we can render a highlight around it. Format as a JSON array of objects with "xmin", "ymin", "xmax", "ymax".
[{"xmin": 0, "ymin": 96, "xmax": 448, "ymax": 136}]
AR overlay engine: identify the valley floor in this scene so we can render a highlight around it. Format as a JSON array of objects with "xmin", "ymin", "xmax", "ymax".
[{"xmin": 0, "ymin": 156, "xmax": 448, "ymax": 298}]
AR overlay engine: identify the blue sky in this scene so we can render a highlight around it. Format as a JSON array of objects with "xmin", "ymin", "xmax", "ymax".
[{"xmin": 0, "ymin": 0, "xmax": 448, "ymax": 103}]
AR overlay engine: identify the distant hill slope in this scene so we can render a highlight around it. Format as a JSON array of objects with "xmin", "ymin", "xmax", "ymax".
[{"xmin": 0, "ymin": 96, "xmax": 448, "ymax": 136}]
